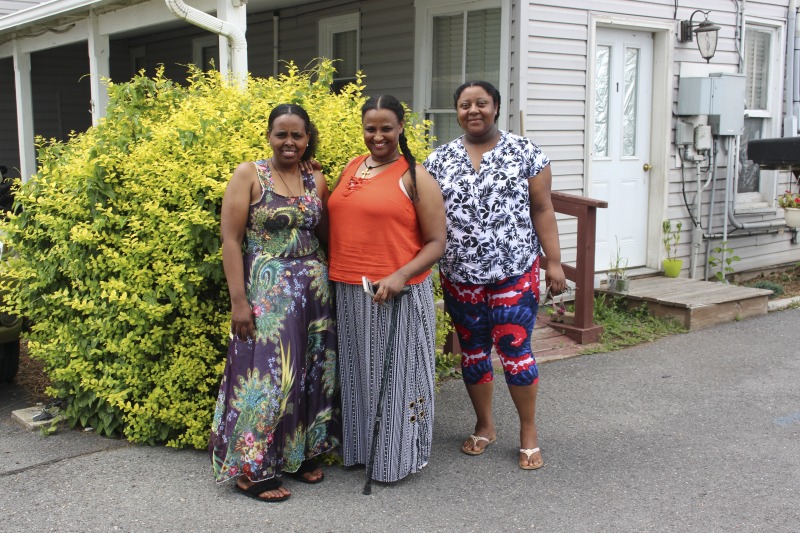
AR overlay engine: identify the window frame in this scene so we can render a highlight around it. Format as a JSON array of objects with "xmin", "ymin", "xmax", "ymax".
[
  {"xmin": 735, "ymin": 19, "xmax": 784, "ymax": 212},
  {"xmin": 413, "ymin": 0, "xmax": 510, "ymax": 135},
  {"xmin": 318, "ymin": 12, "xmax": 360, "ymax": 90}
]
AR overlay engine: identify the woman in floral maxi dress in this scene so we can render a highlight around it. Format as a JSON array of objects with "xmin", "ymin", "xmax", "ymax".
[{"xmin": 209, "ymin": 104, "xmax": 339, "ymax": 502}]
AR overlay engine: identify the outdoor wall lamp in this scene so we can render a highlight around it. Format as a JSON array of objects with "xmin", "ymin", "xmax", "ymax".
[{"xmin": 678, "ymin": 10, "xmax": 721, "ymax": 62}]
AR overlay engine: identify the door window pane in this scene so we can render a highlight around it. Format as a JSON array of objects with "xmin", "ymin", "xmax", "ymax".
[
  {"xmin": 594, "ymin": 45, "xmax": 610, "ymax": 157},
  {"xmin": 622, "ymin": 47, "xmax": 639, "ymax": 157}
]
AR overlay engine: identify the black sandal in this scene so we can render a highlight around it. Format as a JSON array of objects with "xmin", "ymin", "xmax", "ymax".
[
  {"xmin": 235, "ymin": 477, "xmax": 290, "ymax": 502},
  {"xmin": 286, "ymin": 459, "xmax": 324, "ymax": 484}
]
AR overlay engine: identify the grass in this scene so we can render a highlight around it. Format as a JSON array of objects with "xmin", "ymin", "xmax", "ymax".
[{"xmin": 581, "ymin": 293, "xmax": 686, "ymax": 354}]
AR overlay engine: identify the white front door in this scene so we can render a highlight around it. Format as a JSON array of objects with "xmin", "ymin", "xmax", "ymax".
[{"xmin": 592, "ymin": 28, "xmax": 653, "ymax": 270}]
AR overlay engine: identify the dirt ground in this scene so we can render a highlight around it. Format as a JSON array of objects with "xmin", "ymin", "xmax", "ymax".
[{"xmin": 737, "ymin": 262, "xmax": 800, "ymax": 300}]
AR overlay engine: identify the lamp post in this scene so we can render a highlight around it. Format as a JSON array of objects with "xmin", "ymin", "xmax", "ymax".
[{"xmin": 679, "ymin": 10, "xmax": 721, "ymax": 63}]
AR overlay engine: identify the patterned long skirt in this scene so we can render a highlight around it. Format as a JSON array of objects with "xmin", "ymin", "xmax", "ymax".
[
  {"xmin": 210, "ymin": 252, "xmax": 339, "ymax": 484},
  {"xmin": 335, "ymin": 276, "xmax": 436, "ymax": 483}
]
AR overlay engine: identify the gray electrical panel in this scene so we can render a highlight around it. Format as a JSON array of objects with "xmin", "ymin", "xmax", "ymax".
[{"xmin": 676, "ymin": 73, "xmax": 746, "ymax": 136}]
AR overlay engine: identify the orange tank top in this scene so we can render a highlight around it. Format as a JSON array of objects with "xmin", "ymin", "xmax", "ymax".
[{"xmin": 328, "ymin": 155, "xmax": 430, "ymax": 285}]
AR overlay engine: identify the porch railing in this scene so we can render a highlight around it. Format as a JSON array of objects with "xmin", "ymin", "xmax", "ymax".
[{"xmin": 541, "ymin": 191, "xmax": 608, "ymax": 344}]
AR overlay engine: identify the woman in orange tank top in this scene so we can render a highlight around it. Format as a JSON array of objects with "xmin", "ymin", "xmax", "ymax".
[{"xmin": 327, "ymin": 95, "xmax": 445, "ymax": 485}]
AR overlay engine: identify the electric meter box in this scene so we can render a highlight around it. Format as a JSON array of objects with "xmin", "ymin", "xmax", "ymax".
[{"xmin": 676, "ymin": 73, "xmax": 746, "ymax": 135}]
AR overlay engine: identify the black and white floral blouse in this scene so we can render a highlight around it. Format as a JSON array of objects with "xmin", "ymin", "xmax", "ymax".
[{"xmin": 424, "ymin": 130, "xmax": 550, "ymax": 284}]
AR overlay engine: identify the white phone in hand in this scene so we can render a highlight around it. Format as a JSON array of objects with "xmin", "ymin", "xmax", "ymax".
[
  {"xmin": 362, "ymin": 275, "xmax": 411, "ymax": 298},
  {"xmin": 362, "ymin": 276, "xmax": 378, "ymax": 297}
]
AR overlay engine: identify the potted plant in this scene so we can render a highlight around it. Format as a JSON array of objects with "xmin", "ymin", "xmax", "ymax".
[
  {"xmin": 608, "ymin": 238, "xmax": 629, "ymax": 292},
  {"xmin": 778, "ymin": 189, "xmax": 800, "ymax": 228},
  {"xmin": 662, "ymin": 219, "xmax": 683, "ymax": 278}
]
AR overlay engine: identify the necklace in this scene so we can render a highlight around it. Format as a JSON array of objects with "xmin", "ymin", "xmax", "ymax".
[
  {"xmin": 359, "ymin": 157, "xmax": 399, "ymax": 180},
  {"xmin": 271, "ymin": 157, "xmax": 302, "ymax": 197}
]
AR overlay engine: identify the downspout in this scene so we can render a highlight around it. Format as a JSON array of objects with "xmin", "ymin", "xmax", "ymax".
[
  {"xmin": 164, "ymin": 0, "xmax": 247, "ymax": 87},
  {"xmin": 785, "ymin": 0, "xmax": 797, "ymax": 136}
]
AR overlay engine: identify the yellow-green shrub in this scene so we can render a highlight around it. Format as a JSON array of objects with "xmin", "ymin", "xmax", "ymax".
[{"xmin": 0, "ymin": 61, "xmax": 437, "ymax": 448}]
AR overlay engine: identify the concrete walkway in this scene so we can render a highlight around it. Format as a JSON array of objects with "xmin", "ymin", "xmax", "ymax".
[{"xmin": 1, "ymin": 308, "xmax": 798, "ymax": 532}]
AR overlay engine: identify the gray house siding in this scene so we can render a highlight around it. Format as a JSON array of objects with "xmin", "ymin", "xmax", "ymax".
[
  {"xmin": 31, "ymin": 43, "xmax": 91, "ymax": 145},
  {"xmin": 109, "ymin": 24, "xmax": 213, "ymax": 82},
  {"xmin": 359, "ymin": 0, "xmax": 415, "ymax": 104},
  {"xmin": 246, "ymin": 9, "xmax": 277, "ymax": 77},
  {"xmin": 1, "ymin": 57, "xmax": 19, "ymax": 179},
  {"xmin": 0, "ymin": 1, "xmax": 418, "ymax": 185},
  {"xmin": 104, "ymin": 1, "xmax": 415, "ymax": 102}
]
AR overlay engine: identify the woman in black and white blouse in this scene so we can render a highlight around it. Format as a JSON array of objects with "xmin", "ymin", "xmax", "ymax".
[{"xmin": 424, "ymin": 80, "xmax": 566, "ymax": 470}]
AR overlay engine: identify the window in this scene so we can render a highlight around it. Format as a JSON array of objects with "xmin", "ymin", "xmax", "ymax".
[
  {"xmin": 737, "ymin": 23, "xmax": 781, "ymax": 208},
  {"xmin": 319, "ymin": 13, "xmax": 359, "ymax": 93},
  {"xmin": 416, "ymin": 0, "xmax": 507, "ymax": 146},
  {"xmin": 192, "ymin": 36, "xmax": 219, "ymax": 73}
]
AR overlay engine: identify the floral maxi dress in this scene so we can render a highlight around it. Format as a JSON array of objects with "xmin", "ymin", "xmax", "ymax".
[{"xmin": 210, "ymin": 160, "xmax": 339, "ymax": 484}]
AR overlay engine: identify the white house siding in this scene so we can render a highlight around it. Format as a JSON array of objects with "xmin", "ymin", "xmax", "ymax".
[
  {"xmin": 523, "ymin": 0, "xmax": 799, "ymax": 275},
  {"xmin": 0, "ymin": 57, "xmax": 19, "ymax": 178}
]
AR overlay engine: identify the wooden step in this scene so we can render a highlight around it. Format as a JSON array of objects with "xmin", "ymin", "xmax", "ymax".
[{"xmin": 598, "ymin": 277, "xmax": 772, "ymax": 330}]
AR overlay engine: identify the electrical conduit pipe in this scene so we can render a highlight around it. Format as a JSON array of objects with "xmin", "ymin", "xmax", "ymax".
[{"xmin": 786, "ymin": 0, "xmax": 798, "ymax": 136}]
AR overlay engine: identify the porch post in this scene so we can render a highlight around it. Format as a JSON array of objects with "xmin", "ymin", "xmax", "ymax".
[
  {"xmin": 12, "ymin": 40, "xmax": 35, "ymax": 183},
  {"xmin": 216, "ymin": 0, "xmax": 248, "ymax": 84},
  {"xmin": 88, "ymin": 10, "xmax": 110, "ymax": 125}
]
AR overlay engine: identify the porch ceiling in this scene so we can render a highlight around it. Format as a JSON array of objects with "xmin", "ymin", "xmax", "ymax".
[{"xmin": 0, "ymin": 0, "xmax": 315, "ymax": 42}]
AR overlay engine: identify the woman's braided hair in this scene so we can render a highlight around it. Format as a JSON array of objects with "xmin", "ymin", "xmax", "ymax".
[{"xmin": 361, "ymin": 95, "xmax": 418, "ymax": 201}]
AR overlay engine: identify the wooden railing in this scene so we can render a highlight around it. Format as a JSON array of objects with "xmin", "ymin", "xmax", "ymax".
[
  {"xmin": 443, "ymin": 191, "xmax": 607, "ymax": 354},
  {"xmin": 542, "ymin": 191, "xmax": 608, "ymax": 344}
]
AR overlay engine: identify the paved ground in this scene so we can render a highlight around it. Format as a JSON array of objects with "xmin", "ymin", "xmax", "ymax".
[{"xmin": 1, "ymin": 308, "xmax": 798, "ymax": 532}]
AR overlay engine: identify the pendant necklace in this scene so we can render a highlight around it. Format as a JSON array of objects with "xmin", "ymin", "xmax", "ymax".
[
  {"xmin": 359, "ymin": 157, "xmax": 399, "ymax": 180},
  {"xmin": 271, "ymin": 157, "xmax": 306, "ymax": 211}
]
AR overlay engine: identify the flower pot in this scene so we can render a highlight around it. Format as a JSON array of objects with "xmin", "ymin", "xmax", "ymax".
[
  {"xmin": 614, "ymin": 278, "xmax": 629, "ymax": 293},
  {"xmin": 784, "ymin": 207, "xmax": 800, "ymax": 228},
  {"xmin": 662, "ymin": 258, "xmax": 682, "ymax": 278}
]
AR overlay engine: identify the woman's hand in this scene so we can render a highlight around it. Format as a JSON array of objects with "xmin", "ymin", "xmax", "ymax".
[
  {"xmin": 372, "ymin": 271, "xmax": 409, "ymax": 305},
  {"xmin": 545, "ymin": 262, "xmax": 567, "ymax": 296},
  {"xmin": 230, "ymin": 301, "xmax": 255, "ymax": 341},
  {"xmin": 299, "ymin": 159, "xmax": 322, "ymax": 174}
]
